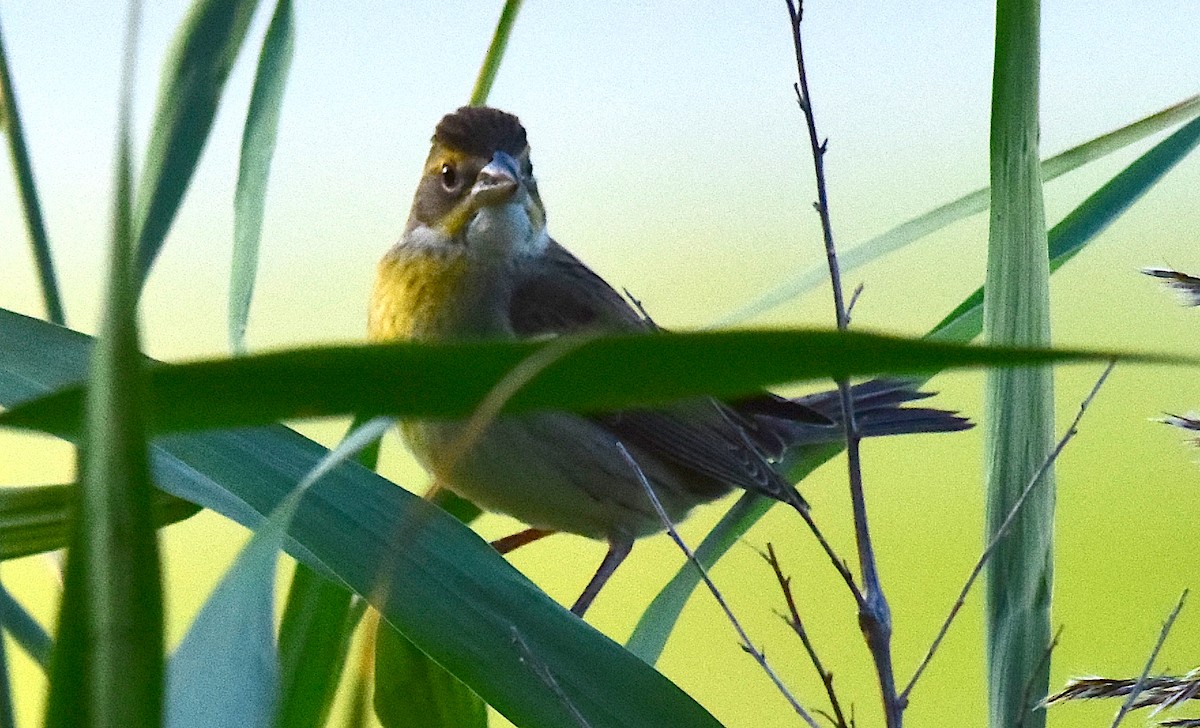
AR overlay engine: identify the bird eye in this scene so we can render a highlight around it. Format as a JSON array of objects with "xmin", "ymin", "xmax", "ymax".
[{"xmin": 440, "ymin": 163, "xmax": 459, "ymax": 191}]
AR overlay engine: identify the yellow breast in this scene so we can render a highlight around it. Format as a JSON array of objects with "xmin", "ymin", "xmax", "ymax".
[{"xmin": 368, "ymin": 247, "xmax": 469, "ymax": 342}]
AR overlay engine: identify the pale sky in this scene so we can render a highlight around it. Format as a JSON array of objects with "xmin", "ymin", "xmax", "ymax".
[{"xmin": 0, "ymin": 1, "xmax": 1196, "ymax": 351}]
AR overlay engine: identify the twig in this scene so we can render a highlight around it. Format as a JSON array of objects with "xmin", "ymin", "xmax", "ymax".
[
  {"xmin": 763, "ymin": 543, "xmax": 851, "ymax": 728},
  {"xmin": 785, "ymin": 2, "xmax": 901, "ymax": 724},
  {"xmin": 1112, "ymin": 590, "xmax": 1189, "ymax": 727},
  {"xmin": 616, "ymin": 443, "xmax": 821, "ymax": 728},
  {"xmin": 511, "ymin": 626, "xmax": 592, "ymax": 728},
  {"xmin": 1015, "ymin": 625, "xmax": 1063, "ymax": 728},
  {"xmin": 792, "ymin": 501, "xmax": 863, "ymax": 606},
  {"xmin": 902, "ymin": 361, "xmax": 1117, "ymax": 702},
  {"xmin": 845, "ymin": 283, "xmax": 864, "ymax": 325}
]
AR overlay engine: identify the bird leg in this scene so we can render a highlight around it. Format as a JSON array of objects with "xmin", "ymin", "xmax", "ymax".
[
  {"xmin": 490, "ymin": 528, "xmax": 555, "ymax": 554},
  {"xmin": 570, "ymin": 539, "xmax": 633, "ymax": 617}
]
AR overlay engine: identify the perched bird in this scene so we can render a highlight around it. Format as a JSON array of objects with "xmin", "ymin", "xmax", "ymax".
[{"xmin": 369, "ymin": 106, "xmax": 970, "ymax": 616}]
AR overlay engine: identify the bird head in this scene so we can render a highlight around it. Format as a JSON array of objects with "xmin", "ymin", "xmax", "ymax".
[{"xmin": 405, "ymin": 106, "xmax": 547, "ymax": 260}]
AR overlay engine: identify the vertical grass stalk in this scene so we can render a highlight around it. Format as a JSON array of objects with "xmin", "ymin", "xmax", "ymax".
[
  {"xmin": 45, "ymin": 4, "xmax": 165, "ymax": 726},
  {"xmin": 468, "ymin": 0, "xmax": 523, "ymax": 106},
  {"xmin": 0, "ymin": 18, "xmax": 66, "ymax": 325},
  {"xmin": 983, "ymin": 1, "xmax": 1056, "ymax": 726}
]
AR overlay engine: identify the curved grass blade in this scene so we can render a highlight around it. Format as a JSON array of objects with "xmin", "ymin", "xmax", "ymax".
[
  {"xmin": 0, "ymin": 483, "xmax": 198, "ymax": 561},
  {"xmin": 45, "ymin": 5, "xmax": 165, "ymax": 724},
  {"xmin": 0, "ymin": 317, "xmax": 724, "ymax": 728},
  {"xmin": 0, "ymin": 325, "xmax": 1157, "ymax": 439},
  {"xmin": 933, "ymin": 111, "xmax": 1200, "ymax": 342},
  {"xmin": 469, "ymin": 0, "xmax": 524, "ymax": 106},
  {"xmin": 0, "ymin": 582, "xmax": 13, "ymax": 728},
  {"xmin": 166, "ymin": 418, "xmax": 389, "ymax": 728},
  {"xmin": 276, "ymin": 565, "xmax": 365, "ymax": 728},
  {"xmin": 275, "ymin": 415, "xmax": 381, "ymax": 728},
  {"xmin": 719, "ymin": 93, "xmax": 1200, "ymax": 326},
  {"xmin": 0, "ymin": 17, "xmax": 65, "ymax": 325},
  {"xmin": 134, "ymin": 0, "xmax": 264, "ymax": 285},
  {"xmin": 229, "ymin": 0, "xmax": 294, "ymax": 353},
  {"xmin": 628, "ymin": 103, "xmax": 1200, "ymax": 666},
  {"xmin": 374, "ymin": 621, "xmax": 487, "ymax": 728},
  {"xmin": 0, "ymin": 582, "xmax": 52, "ymax": 669},
  {"xmin": 373, "ymin": 458, "xmax": 486, "ymax": 728}
]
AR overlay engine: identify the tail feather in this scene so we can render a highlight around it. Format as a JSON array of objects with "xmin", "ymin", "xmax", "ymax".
[{"xmin": 742, "ymin": 378, "xmax": 972, "ymax": 449}]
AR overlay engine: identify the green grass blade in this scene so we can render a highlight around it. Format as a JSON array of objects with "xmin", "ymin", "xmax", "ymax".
[
  {"xmin": 0, "ymin": 17, "xmax": 65, "ymax": 325},
  {"xmin": 0, "ymin": 586, "xmax": 14, "ymax": 728},
  {"xmin": 0, "ymin": 317, "xmax": 724, "ymax": 728},
  {"xmin": 0, "ymin": 326, "xmax": 1164, "ymax": 439},
  {"xmin": 0, "ymin": 582, "xmax": 52, "ymax": 669},
  {"xmin": 134, "ymin": 0, "xmax": 263, "ymax": 285},
  {"xmin": 469, "ymin": 0, "xmax": 523, "ymax": 106},
  {"xmin": 166, "ymin": 419, "xmax": 387, "ymax": 728},
  {"xmin": 0, "ymin": 483, "xmax": 198, "ymax": 561},
  {"xmin": 629, "ymin": 104, "xmax": 1200, "ymax": 666},
  {"xmin": 276, "ymin": 565, "xmax": 365, "ymax": 728},
  {"xmin": 274, "ymin": 415, "xmax": 380, "ymax": 728},
  {"xmin": 984, "ymin": 2, "xmax": 1055, "ymax": 726},
  {"xmin": 165, "ymin": 515, "xmax": 282, "ymax": 728},
  {"xmin": 45, "ymin": 5, "xmax": 165, "ymax": 724},
  {"xmin": 373, "ymin": 462, "xmax": 486, "ymax": 728},
  {"xmin": 932, "ymin": 112, "xmax": 1200, "ymax": 343},
  {"xmin": 229, "ymin": 0, "xmax": 294, "ymax": 353},
  {"xmin": 719, "ymin": 94, "xmax": 1200, "ymax": 326},
  {"xmin": 374, "ymin": 622, "xmax": 487, "ymax": 728}
]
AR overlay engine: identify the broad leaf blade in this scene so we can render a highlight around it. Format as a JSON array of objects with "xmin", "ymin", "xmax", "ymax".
[
  {"xmin": 0, "ymin": 325, "xmax": 1156, "ymax": 438},
  {"xmin": 134, "ymin": 0, "xmax": 263, "ymax": 284},
  {"xmin": 374, "ymin": 622, "xmax": 487, "ymax": 728},
  {"xmin": 0, "ymin": 315, "xmax": 724, "ymax": 728},
  {"xmin": 229, "ymin": 0, "xmax": 295, "ymax": 352},
  {"xmin": 373, "ymin": 467, "xmax": 486, "ymax": 728}
]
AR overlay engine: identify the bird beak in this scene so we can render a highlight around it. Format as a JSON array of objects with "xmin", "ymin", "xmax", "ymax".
[{"xmin": 472, "ymin": 151, "xmax": 522, "ymax": 206}]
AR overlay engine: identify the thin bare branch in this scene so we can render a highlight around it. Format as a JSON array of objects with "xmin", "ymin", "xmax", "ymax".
[
  {"xmin": 785, "ymin": 1, "xmax": 900, "ymax": 723},
  {"xmin": 616, "ymin": 443, "xmax": 821, "ymax": 728},
  {"xmin": 845, "ymin": 283, "xmax": 865, "ymax": 325},
  {"xmin": 902, "ymin": 361, "xmax": 1117, "ymax": 702},
  {"xmin": 763, "ymin": 543, "xmax": 851, "ymax": 728}
]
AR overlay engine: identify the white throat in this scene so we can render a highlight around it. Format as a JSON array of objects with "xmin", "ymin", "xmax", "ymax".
[{"xmin": 467, "ymin": 201, "xmax": 548, "ymax": 258}]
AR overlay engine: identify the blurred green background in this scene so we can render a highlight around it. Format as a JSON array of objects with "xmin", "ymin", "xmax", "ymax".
[{"xmin": 1, "ymin": 2, "xmax": 1198, "ymax": 726}]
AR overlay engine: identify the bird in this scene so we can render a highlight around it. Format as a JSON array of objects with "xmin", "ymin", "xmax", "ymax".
[{"xmin": 368, "ymin": 106, "xmax": 970, "ymax": 616}]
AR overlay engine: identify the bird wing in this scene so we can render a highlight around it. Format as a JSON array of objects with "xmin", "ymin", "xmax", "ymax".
[
  {"xmin": 509, "ymin": 240, "xmax": 649, "ymax": 336},
  {"xmin": 508, "ymin": 240, "xmax": 801, "ymax": 504}
]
